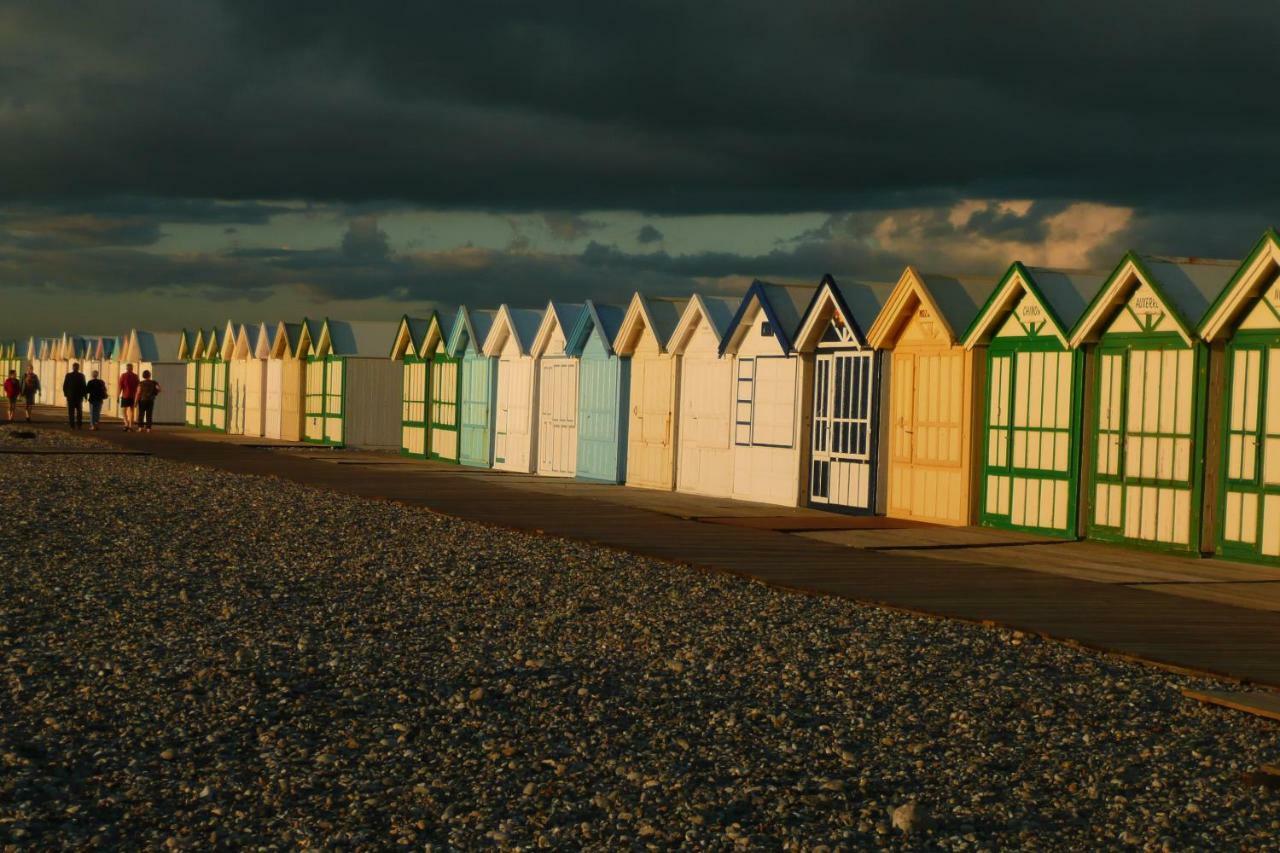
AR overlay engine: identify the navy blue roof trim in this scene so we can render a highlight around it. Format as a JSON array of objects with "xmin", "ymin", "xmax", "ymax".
[
  {"xmin": 797, "ymin": 273, "xmax": 868, "ymax": 348},
  {"xmin": 718, "ymin": 280, "xmax": 794, "ymax": 356}
]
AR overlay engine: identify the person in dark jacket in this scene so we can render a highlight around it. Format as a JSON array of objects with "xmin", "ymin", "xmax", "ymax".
[
  {"xmin": 85, "ymin": 370, "xmax": 109, "ymax": 430},
  {"xmin": 20, "ymin": 370, "xmax": 39, "ymax": 422},
  {"xmin": 63, "ymin": 362, "xmax": 87, "ymax": 429},
  {"xmin": 3, "ymin": 370, "xmax": 18, "ymax": 422}
]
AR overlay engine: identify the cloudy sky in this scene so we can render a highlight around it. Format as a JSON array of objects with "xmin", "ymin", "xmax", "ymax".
[{"xmin": 2, "ymin": 1, "xmax": 1276, "ymax": 340}]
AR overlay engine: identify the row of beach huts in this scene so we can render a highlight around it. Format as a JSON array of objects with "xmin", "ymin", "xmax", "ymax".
[{"xmin": 14, "ymin": 229, "xmax": 1280, "ymax": 568}]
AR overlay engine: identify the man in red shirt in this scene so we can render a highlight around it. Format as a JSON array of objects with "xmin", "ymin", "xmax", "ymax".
[
  {"xmin": 3, "ymin": 369, "xmax": 19, "ymax": 422},
  {"xmin": 118, "ymin": 363, "xmax": 140, "ymax": 431}
]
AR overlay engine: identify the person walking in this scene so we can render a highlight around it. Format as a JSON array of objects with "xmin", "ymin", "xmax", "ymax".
[
  {"xmin": 3, "ymin": 370, "xmax": 18, "ymax": 422},
  {"xmin": 63, "ymin": 362, "xmax": 87, "ymax": 429},
  {"xmin": 118, "ymin": 363, "xmax": 139, "ymax": 431},
  {"xmin": 19, "ymin": 369, "xmax": 39, "ymax": 422},
  {"xmin": 86, "ymin": 370, "xmax": 108, "ymax": 430},
  {"xmin": 136, "ymin": 370, "xmax": 161, "ymax": 433}
]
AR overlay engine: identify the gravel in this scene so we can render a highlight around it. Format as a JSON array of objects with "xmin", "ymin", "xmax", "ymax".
[{"xmin": 2, "ymin": 441, "xmax": 1279, "ymax": 849}]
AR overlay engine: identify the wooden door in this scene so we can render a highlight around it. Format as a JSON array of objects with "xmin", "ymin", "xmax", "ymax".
[
  {"xmin": 495, "ymin": 355, "xmax": 531, "ymax": 471},
  {"xmin": 429, "ymin": 356, "xmax": 460, "ymax": 462},
  {"xmin": 460, "ymin": 352, "xmax": 493, "ymax": 466},
  {"xmin": 537, "ymin": 358, "xmax": 579, "ymax": 476},
  {"xmin": 324, "ymin": 358, "xmax": 344, "ymax": 444},
  {"xmin": 227, "ymin": 362, "xmax": 244, "ymax": 434},
  {"xmin": 264, "ymin": 360, "xmax": 283, "ymax": 439},
  {"xmin": 184, "ymin": 362, "xmax": 198, "ymax": 425},
  {"xmin": 577, "ymin": 342, "xmax": 621, "ymax": 482},
  {"xmin": 197, "ymin": 361, "xmax": 213, "ymax": 426},
  {"xmin": 629, "ymin": 348, "xmax": 675, "ymax": 488},
  {"xmin": 809, "ymin": 349, "xmax": 875, "ymax": 510},
  {"xmin": 401, "ymin": 359, "xmax": 427, "ymax": 456},
  {"xmin": 304, "ymin": 358, "xmax": 325, "ymax": 441},
  {"xmin": 1219, "ymin": 341, "xmax": 1280, "ymax": 560},
  {"xmin": 244, "ymin": 361, "xmax": 266, "ymax": 437},
  {"xmin": 888, "ymin": 351, "xmax": 915, "ymax": 515},
  {"xmin": 676, "ymin": 350, "xmax": 733, "ymax": 496}
]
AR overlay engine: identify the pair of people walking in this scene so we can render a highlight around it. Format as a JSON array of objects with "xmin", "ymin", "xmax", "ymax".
[
  {"xmin": 5, "ymin": 369, "xmax": 40, "ymax": 422},
  {"xmin": 59, "ymin": 363, "xmax": 161, "ymax": 431}
]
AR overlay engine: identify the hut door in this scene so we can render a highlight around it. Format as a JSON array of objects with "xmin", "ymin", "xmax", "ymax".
[
  {"xmin": 809, "ymin": 350, "xmax": 874, "ymax": 509},
  {"xmin": 401, "ymin": 359, "xmax": 427, "ymax": 456},
  {"xmin": 184, "ymin": 362, "xmax": 198, "ymax": 425},
  {"xmin": 460, "ymin": 354, "xmax": 492, "ymax": 465},
  {"xmin": 197, "ymin": 361, "xmax": 213, "ymax": 427},
  {"xmin": 634, "ymin": 352, "xmax": 674, "ymax": 486},
  {"xmin": 982, "ymin": 352, "xmax": 1014, "ymax": 524},
  {"xmin": 1220, "ymin": 343, "xmax": 1275, "ymax": 557},
  {"xmin": 537, "ymin": 359, "xmax": 579, "ymax": 475},
  {"xmin": 888, "ymin": 351, "xmax": 915, "ymax": 513},
  {"xmin": 304, "ymin": 359, "xmax": 325, "ymax": 441},
  {"xmin": 265, "ymin": 361, "xmax": 282, "ymax": 438},
  {"xmin": 495, "ymin": 355, "xmax": 531, "ymax": 469},
  {"xmin": 429, "ymin": 357, "xmax": 460, "ymax": 461},
  {"xmin": 577, "ymin": 345, "xmax": 620, "ymax": 481},
  {"xmin": 324, "ymin": 359, "xmax": 344, "ymax": 444}
]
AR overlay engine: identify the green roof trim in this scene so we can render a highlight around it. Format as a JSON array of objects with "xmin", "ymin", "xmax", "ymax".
[
  {"xmin": 1196, "ymin": 228, "xmax": 1280, "ymax": 339},
  {"xmin": 1069, "ymin": 251, "xmax": 1196, "ymax": 345},
  {"xmin": 961, "ymin": 261, "xmax": 1070, "ymax": 348}
]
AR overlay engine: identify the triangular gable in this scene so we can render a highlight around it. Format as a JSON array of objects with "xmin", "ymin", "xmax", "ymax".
[
  {"xmin": 220, "ymin": 321, "xmax": 238, "ymax": 360},
  {"xmin": 1199, "ymin": 230, "xmax": 1280, "ymax": 341},
  {"xmin": 233, "ymin": 323, "xmax": 261, "ymax": 360},
  {"xmin": 177, "ymin": 329, "xmax": 193, "ymax": 360},
  {"xmin": 390, "ymin": 315, "xmax": 431, "ymax": 360},
  {"xmin": 793, "ymin": 274, "xmax": 894, "ymax": 353},
  {"xmin": 253, "ymin": 323, "xmax": 274, "ymax": 359},
  {"xmin": 482, "ymin": 304, "xmax": 537, "ymax": 357},
  {"xmin": 447, "ymin": 306, "xmax": 497, "ymax": 357},
  {"xmin": 1068, "ymin": 252, "xmax": 1239, "ymax": 347},
  {"xmin": 203, "ymin": 328, "xmax": 222, "ymax": 360},
  {"xmin": 612, "ymin": 292, "xmax": 689, "ymax": 356},
  {"xmin": 667, "ymin": 293, "xmax": 739, "ymax": 354},
  {"xmin": 719, "ymin": 280, "xmax": 815, "ymax": 356},
  {"xmin": 566, "ymin": 300, "xmax": 626, "ymax": 356},
  {"xmin": 867, "ymin": 266, "xmax": 990, "ymax": 349},
  {"xmin": 420, "ymin": 312, "xmax": 452, "ymax": 358},
  {"xmin": 295, "ymin": 318, "xmax": 324, "ymax": 358},
  {"xmin": 531, "ymin": 301, "xmax": 584, "ymax": 358},
  {"xmin": 961, "ymin": 262, "xmax": 1106, "ymax": 349}
]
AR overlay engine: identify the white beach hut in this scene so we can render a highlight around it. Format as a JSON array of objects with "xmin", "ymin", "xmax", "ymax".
[
  {"xmin": 482, "ymin": 305, "xmax": 545, "ymax": 473},
  {"xmin": 265, "ymin": 321, "xmax": 306, "ymax": 441},
  {"xmin": 613, "ymin": 293, "xmax": 688, "ymax": 491},
  {"xmin": 120, "ymin": 329, "xmax": 186, "ymax": 424},
  {"xmin": 669, "ymin": 294, "xmax": 741, "ymax": 498},
  {"xmin": 531, "ymin": 302, "xmax": 584, "ymax": 477}
]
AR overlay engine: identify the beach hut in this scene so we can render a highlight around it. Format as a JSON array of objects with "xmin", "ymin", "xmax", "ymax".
[
  {"xmin": 36, "ymin": 338, "xmax": 56, "ymax": 405},
  {"xmin": 390, "ymin": 315, "xmax": 431, "ymax": 457},
  {"xmin": 718, "ymin": 281, "xmax": 818, "ymax": 507},
  {"xmin": 266, "ymin": 321, "xmax": 306, "ymax": 441},
  {"xmin": 564, "ymin": 300, "xmax": 630, "ymax": 483},
  {"xmin": 613, "ymin": 293, "xmax": 688, "ymax": 490},
  {"xmin": 99, "ymin": 336, "xmax": 122, "ymax": 419},
  {"xmin": 482, "ymin": 305, "xmax": 545, "ymax": 473},
  {"xmin": 670, "ymin": 294, "xmax": 741, "ymax": 498},
  {"xmin": 180, "ymin": 329, "xmax": 201, "ymax": 426},
  {"xmin": 420, "ymin": 312, "xmax": 462, "ymax": 463},
  {"xmin": 229, "ymin": 322, "xmax": 272, "ymax": 437},
  {"xmin": 194, "ymin": 326, "xmax": 229, "ymax": 432},
  {"xmin": 1197, "ymin": 231, "xmax": 1280, "ymax": 564},
  {"xmin": 1069, "ymin": 253, "xmax": 1238, "ymax": 553},
  {"xmin": 448, "ymin": 306, "xmax": 498, "ymax": 468},
  {"xmin": 792, "ymin": 275, "xmax": 895, "ymax": 514},
  {"xmin": 531, "ymin": 302, "xmax": 584, "ymax": 477},
  {"xmin": 119, "ymin": 329, "xmax": 186, "ymax": 423},
  {"xmin": 866, "ymin": 267, "xmax": 992, "ymax": 526},
  {"xmin": 302, "ymin": 318, "xmax": 401, "ymax": 448},
  {"xmin": 961, "ymin": 263, "xmax": 1108, "ymax": 537}
]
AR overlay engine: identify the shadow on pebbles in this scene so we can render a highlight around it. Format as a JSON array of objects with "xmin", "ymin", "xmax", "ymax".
[{"xmin": 1, "ymin": 437, "xmax": 1278, "ymax": 849}]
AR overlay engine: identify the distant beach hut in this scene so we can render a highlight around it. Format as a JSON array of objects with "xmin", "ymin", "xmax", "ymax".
[
  {"xmin": 531, "ymin": 302, "xmax": 584, "ymax": 478},
  {"xmin": 195, "ymin": 326, "xmax": 229, "ymax": 432},
  {"xmin": 792, "ymin": 275, "xmax": 895, "ymax": 514},
  {"xmin": 669, "ymin": 294, "xmax": 740, "ymax": 498},
  {"xmin": 961, "ymin": 263, "xmax": 1108, "ymax": 537},
  {"xmin": 390, "ymin": 314, "xmax": 431, "ymax": 456},
  {"xmin": 1068, "ymin": 253, "xmax": 1237, "ymax": 553},
  {"xmin": 36, "ymin": 338, "xmax": 56, "ymax": 406},
  {"xmin": 483, "ymin": 305, "xmax": 545, "ymax": 473},
  {"xmin": 229, "ymin": 322, "xmax": 273, "ymax": 437},
  {"xmin": 613, "ymin": 293, "xmax": 688, "ymax": 490},
  {"xmin": 1197, "ymin": 231, "xmax": 1280, "ymax": 564},
  {"xmin": 119, "ymin": 329, "xmax": 186, "ymax": 423},
  {"xmin": 565, "ymin": 300, "xmax": 629, "ymax": 483},
  {"xmin": 302, "ymin": 318, "xmax": 401, "ymax": 448},
  {"xmin": 265, "ymin": 321, "xmax": 306, "ymax": 441},
  {"xmin": 420, "ymin": 311, "xmax": 462, "ymax": 463},
  {"xmin": 866, "ymin": 267, "xmax": 992, "ymax": 526},
  {"xmin": 448, "ymin": 306, "xmax": 498, "ymax": 468},
  {"xmin": 718, "ymin": 281, "xmax": 818, "ymax": 507}
]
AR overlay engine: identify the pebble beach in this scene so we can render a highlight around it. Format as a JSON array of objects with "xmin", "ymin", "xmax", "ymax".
[{"xmin": 2, "ymin": 429, "xmax": 1278, "ymax": 849}]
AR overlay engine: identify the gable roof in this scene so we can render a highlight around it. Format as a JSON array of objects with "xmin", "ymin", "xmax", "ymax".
[
  {"xmin": 566, "ymin": 300, "xmax": 626, "ymax": 356},
  {"xmin": 720, "ymin": 280, "xmax": 816, "ymax": 355},
  {"xmin": 482, "ymin": 304, "xmax": 544, "ymax": 357},
  {"xmin": 1198, "ymin": 229, "xmax": 1280, "ymax": 341},
  {"xmin": 253, "ymin": 322, "xmax": 275, "ymax": 358},
  {"xmin": 613, "ymin": 292, "xmax": 689, "ymax": 355},
  {"xmin": 667, "ymin": 293, "xmax": 741, "ymax": 354},
  {"xmin": 962, "ymin": 261, "xmax": 1109, "ymax": 349},
  {"xmin": 1068, "ymin": 252, "xmax": 1240, "ymax": 347},
  {"xmin": 421, "ymin": 311, "xmax": 455, "ymax": 357},
  {"xmin": 447, "ymin": 306, "xmax": 498, "ymax": 357},
  {"xmin": 390, "ymin": 314, "xmax": 432, "ymax": 360},
  {"xmin": 866, "ymin": 266, "xmax": 993, "ymax": 348},
  {"xmin": 531, "ymin": 301, "xmax": 584, "ymax": 357},
  {"xmin": 793, "ymin": 274, "xmax": 896, "ymax": 352},
  {"xmin": 123, "ymin": 329, "xmax": 183, "ymax": 363},
  {"xmin": 317, "ymin": 319, "xmax": 400, "ymax": 358}
]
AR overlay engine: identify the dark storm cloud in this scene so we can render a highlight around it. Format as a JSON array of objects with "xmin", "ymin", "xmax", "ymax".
[
  {"xmin": 3, "ymin": 2, "xmax": 1280, "ymax": 214},
  {"xmin": 637, "ymin": 225, "xmax": 664, "ymax": 244}
]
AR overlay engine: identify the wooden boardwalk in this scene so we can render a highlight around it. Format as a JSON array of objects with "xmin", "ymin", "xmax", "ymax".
[{"xmin": 20, "ymin": 413, "xmax": 1280, "ymax": 688}]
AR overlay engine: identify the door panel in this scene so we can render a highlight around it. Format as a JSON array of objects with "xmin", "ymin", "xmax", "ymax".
[
  {"xmin": 537, "ymin": 358, "xmax": 578, "ymax": 476},
  {"xmin": 809, "ymin": 350, "xmax": 874, "ymax": 509},
  {"xmin": 676, "ymin": 353, "xmax": 732, "ymax": 496}
]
